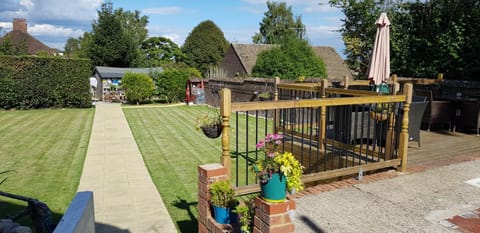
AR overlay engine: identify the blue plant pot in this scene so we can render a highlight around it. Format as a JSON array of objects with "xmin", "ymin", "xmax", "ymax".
[
  {"xmin": 213, "ymin": 205, "xmax": 231, "ymax": 224},
  {"xmin": 260, "ymin": 173, "xmax": 287, "ymax": 202}
]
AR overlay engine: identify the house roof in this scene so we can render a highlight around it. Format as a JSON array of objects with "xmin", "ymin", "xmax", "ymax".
[
  {"xmin": 230, "ymin": 44, "xmax": 276, "ymax": 75},
  {"xmin": 228, "ymin": 43, "xmax": 352, "ymax": 80},
  {"xmin": 0, "ymin": 30, "xmax": 56, "ymax": 55},
  {"xmin": 94, "ymin": 66, "xmax": 163, "ymax": 79},
  {"xmin": 312, "ymin": 46, "xmax": 353, "ymax": 80}
]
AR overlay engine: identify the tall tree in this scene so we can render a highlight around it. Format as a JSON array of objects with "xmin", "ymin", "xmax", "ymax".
[
  {"xmin": 114, "ymin": 8, "xmax": 149, "ymax": 67},
  {"xmin": 329, "ymin": 0, "xmax": 383, "ymax": 78},
  {"xmin": 64, "ymin": 32, "xmax": 91, "ymax": 58},
  {"xmin": 330, "ymin": 0, "xmax": 480, "ymax": 79},
  {"xmin": 252, "ymin": 1, "xmax": 306, "ymax": 44},
  {"xmin": 141, "ymin": 37, "xmax": 185, "ymax": 67},
  {"xmin": 87, "ymin": 1, "xmax": 148, "ymax": 67},
  {"xmin": 182, "ymin": 20, "xmax": 229, "ymax": 76}
]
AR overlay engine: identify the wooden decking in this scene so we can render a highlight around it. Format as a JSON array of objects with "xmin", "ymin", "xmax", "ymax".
[{"xmin": 406, "ymin": 129, "xmax": 480, "ymax": 167}]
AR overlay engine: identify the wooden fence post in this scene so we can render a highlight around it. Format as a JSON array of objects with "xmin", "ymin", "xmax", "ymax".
[
  {"xmin": 344, "ymin": 75, "xmax": 350, "ymax": 89},
  {"xmin": 220, "ymin": 88, "xmax": 231, "ymax": 179},
  {"xmin": 274, "ymin": 77, "xmax": 280, "ymax": 134},
  {"xmin": 318, "ymin": 79, "xmax": 328, "ymax": 151},
  {"xmin": 398, "ymin": 83, "xmax": 413, "ymax": 172},
  {"xmin": 392, "ymin": 74, "xmax": 400, "ymax": 94},
  {"xmin": 437, "ymin": 73, "xmax": 444, "ymax": 81}
]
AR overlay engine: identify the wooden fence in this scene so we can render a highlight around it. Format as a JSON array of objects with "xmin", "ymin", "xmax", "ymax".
[{"xmin": 220, "ymin": 80, "xmax": 414, "ymax": 195}]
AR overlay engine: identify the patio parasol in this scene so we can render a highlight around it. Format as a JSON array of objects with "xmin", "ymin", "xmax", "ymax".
[{"xmin": 367, "ymin": 13, "xmax": 391, "ymax": 93}]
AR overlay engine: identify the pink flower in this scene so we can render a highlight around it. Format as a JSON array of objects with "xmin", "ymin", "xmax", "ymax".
[
  {"xmin": 267, "ymin": 152, "xmax": 275, "ymax": 158},
  {"xmin": 256, "ymin": 140, "xmax": 265, "ymax": 149}
]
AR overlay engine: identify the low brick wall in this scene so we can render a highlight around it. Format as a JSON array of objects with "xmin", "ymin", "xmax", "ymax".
[
  {"xmin": 198, "ymin": 163, "xmax": 295, "ymax": 233},
  {"xmin": 53, "ymin": 191, "xmax": 95, "ymax": 233}
]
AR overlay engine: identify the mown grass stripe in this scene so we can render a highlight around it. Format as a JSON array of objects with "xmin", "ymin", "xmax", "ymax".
[{"xmin": 0, "ymin": 108, "xmax": 94, "ymax": 223}]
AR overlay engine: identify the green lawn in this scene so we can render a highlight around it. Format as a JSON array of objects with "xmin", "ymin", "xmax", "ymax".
[
  {"xmin": 0, "ymin": 108, "xmax": 94, "ymax": 224},
  {"xmin": 123, "ymin": 105, "xmax": 271, "ymax": 232}
]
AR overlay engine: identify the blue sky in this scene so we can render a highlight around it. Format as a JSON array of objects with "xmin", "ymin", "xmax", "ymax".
[{"xmin": 0, "ymin": 0, "xmax": 346, "ymax": 57}]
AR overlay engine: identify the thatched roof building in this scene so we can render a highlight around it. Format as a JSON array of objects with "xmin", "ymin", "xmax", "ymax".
[{"xmin": 221, "ymin": 43, "xmax": 352, "ymax": 80}]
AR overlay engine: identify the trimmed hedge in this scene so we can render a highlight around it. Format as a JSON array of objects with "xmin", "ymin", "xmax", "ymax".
[{"xmin": 0, "ymin": 56, "xmax": 93, "ymax": 109}]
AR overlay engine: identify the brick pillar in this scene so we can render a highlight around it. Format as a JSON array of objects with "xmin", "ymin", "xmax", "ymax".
[
  {"xmin": 253, "ymin": 197, "xmax": 295, "ymax": 233},
  {"xmin": 198, "ymin": 163, "xmax": 233, "ymax": 233}
]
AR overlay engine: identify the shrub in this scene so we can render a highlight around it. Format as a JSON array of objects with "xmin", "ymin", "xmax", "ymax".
[
  {"xmin": 121, "ymin": 72, "xmax": 155, "ymax": 105},
  {"xmin": 151, "ymin": 66, "xmax": 201, "ymax": 103},
  {"xmin": 0, "ymin": 55, "xmax": 92, "ymax": 109},
  {"xmin": 252, "ymin": 36, "xmax": 327, "ymax": 80}
]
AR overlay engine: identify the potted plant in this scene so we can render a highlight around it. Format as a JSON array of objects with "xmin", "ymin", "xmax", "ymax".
[
  {"xmin": 196, "ymin": 109, "xmax": 223, "ymax": 138},
  {"xmin": 370, "ymin": 103, "xmax": 392, "ymax": 121},
  {"xmin": 258, "ymin": 92, "xmax": 271, "ymax": 101},
  {"xmin": 235, "ymin": 197, "xmax": 255, "ymax": 233},
  {"xmin": 252, "ymin": 134, "xmax": 304, "ymax": 202},
  {"xmin": 209, "ymin": 180, "xmax": 237, "ymax": 224}
]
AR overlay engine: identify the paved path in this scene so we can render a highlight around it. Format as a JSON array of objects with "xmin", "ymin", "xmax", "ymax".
[
  {"xmin": 294, "ymin": 159, "xmax": 480, "ymax": 233},
  {"xmin": 78, "ymin": 103, "xmax": 177, "ymax": 233}
]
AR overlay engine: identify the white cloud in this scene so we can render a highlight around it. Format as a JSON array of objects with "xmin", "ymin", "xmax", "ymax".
[
  {"xmin": 307, "ymin": 24, "xmax": 340, "ymax": 36},
  {"xmin": 44, "ymin": 41, "xmax": 67, "ymax": 50},
  {"xmin": 143, "ymin": 7, "xmax": 183, "ymax": 15},
  {"xmin": 147, "ymin": 25, "xmax": 186, "ymax": 46},
  {"xmin": 28, "ymin": 0, "xmax": 101, "ymax": 24},
  {"xmin": 29, "ymin": 24, "xmax": 84, "ymax": 38},
  {"xmin": 162, "ymin": 34, "xmax": 181, "ymax": 43},
  {"xmin": 0, "ymin": 22, "xmax": 12, "ymax": 30},
  {"xmin": 20, "ymin": 0, "xmax": 34, "ymax": 10}
]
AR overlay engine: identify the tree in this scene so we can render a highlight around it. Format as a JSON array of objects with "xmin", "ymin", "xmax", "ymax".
[
  {"xmin": 141, "ymin": 37, "xmax": 185, "ymax": 67},
  {"xmin": 182, "ymin": 20, "xmax": 229, "ymax": 76},
  {"xmin": 252, "ymin": 36, "xmax": 327, "ymax": 80},
  {"xmin": 121, "ymin": 72, "xmax": 155, "ymax": 105},
  {"xmin": 0, "ymin": 36, "xmax": 27, "ymax": 55},
  {"xmin": 330, "ymin": 0, "xmax": 480, "ymax": 79},
  {"xmin": 114, "ymin": 8, "xmax": 149, "ymax": 67},
  {"xmin": 329, "ymin": 0, "xmax": 383, "ymax": 78},
  {"xmin": 151, "ymin": 65, "xmax": 201, "ymax": 103},
  {"xmin": 64, "ymin": 37, "xmax": 81, "ymax": 57},
  {"xmin": 252, "ymin": 1, "xmax": 306, "ymax": 44},
  {"xmin": 87, "ymin": 1, "xmax": 148, "ymax": 67}
]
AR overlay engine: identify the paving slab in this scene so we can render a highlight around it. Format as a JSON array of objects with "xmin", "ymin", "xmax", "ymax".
[
  {"xmin": 294, "ymin": 159, "xmax": 480, "ymax": 233},
  {"xmin": 78, "ymin": 103, "xmax": 177, "ymax": 233}
]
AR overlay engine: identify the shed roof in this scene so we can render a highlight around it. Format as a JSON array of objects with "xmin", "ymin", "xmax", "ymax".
[{"xmin": 94, "ymin": 66, "xmax": 163, "ymax": 79}]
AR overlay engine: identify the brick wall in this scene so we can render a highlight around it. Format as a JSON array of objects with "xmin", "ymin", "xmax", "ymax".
[
  {"xmin": 253, "ymin": 197, "xmax": 295, "ymax": 233},
  {"xmin": 198, "ymin": 163, "xmax": 295, "ymax": 233}
]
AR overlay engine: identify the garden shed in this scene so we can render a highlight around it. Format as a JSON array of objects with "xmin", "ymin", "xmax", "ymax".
[{"xmin": 93, "ymin": 66, "xmax": 162, "ymax": 101}]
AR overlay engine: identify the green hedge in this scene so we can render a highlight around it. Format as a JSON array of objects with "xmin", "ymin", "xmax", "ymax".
[{"xmin": 0, "ymin": 56, "xmax": 93, "ymax": 109}]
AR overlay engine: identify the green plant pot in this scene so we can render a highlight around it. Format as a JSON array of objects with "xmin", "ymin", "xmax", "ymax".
[{"xmin": 260, "ymin": 173, "xmax": 286, "ymax": 202}]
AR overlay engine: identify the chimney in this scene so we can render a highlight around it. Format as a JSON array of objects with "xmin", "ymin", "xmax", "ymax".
[{"xmin": 13, "ymin": 18, "xmax": 27, "ymax": 33}]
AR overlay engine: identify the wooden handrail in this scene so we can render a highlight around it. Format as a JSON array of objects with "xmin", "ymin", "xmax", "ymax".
[{"xmin": 230, "ymin": 95, "xmax": 405, "ymax": 112}]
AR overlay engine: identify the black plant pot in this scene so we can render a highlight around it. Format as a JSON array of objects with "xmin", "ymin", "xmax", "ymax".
[{"xmin": 201, "ymin": 124, "xmax": 223, "ymax": 139}]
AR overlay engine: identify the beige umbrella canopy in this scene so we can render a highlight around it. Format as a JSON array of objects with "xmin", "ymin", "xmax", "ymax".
[{"xmin": 367, "ymin": 13, "xmax": 391, "ymax": 89}]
